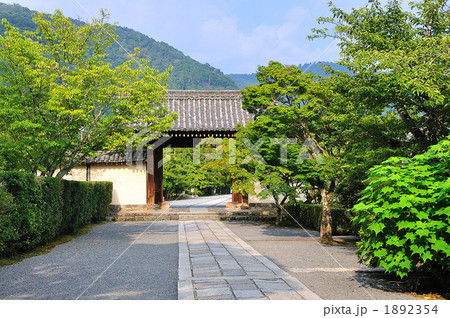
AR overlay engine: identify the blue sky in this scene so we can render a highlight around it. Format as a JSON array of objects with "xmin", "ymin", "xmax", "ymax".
[{"xmin": 5, "ymin": 0, "xmax": 371, "ymax": 73}]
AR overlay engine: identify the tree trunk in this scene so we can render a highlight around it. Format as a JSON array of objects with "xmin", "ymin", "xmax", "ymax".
[
  {"xmin": 56, "ymin": 166, "xmax": 73, "ymax": 179},
  {"xmin": 275, "ymin": 205, "xmax": 282, "ymax": 225},
  {"xmin": 274, "ymin": 195, "xmax": 288, "ymax": 225},
  {"xmin": 320, "ymin": 188, "xmax": 334, "ymax": 244}
]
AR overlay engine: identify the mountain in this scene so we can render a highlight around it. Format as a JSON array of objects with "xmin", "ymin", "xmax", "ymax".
[
  {"xmin": 299, "ymin": 61, "xmax": 354, "ymax": 77},
  {"xmin": 226, "ymin": 62, "xmax": 354, "ymax": 89},
  {"xmin": 226, "ymin": 73, "xmax": 259, "ymax": 89},
  {"xmin": 0, "ymin": 3, "xmax": 238, "ymax": 90}
]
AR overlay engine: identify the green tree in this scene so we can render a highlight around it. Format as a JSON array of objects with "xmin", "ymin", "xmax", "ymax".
[
  {"xmin": 240, "ymin": 61, "xmax": 399, "ymax": 243},
  {"xmin": 163, "ymin": 148, "xmax": 197, "ymax": 199},
  {"xmin": 0, "ymin": 10, "xmax": 176, "ymax": 177},
  {"xmin": 353, "ymin": 136, "xmax": 450, "ymax": 278},
  {"xmin": 310, "ymin": 0, "xmax": 449, "ymax": 153},
  {"xmin": 163, "ymin": 140, "xmax": 234, "ymax": 199},
  {"xmin": 0, "ymin": 3, "xmax": 239, "ymax": 91}
]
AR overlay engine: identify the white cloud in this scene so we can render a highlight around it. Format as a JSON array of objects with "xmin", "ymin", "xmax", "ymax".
[{"xmin": 183, "ymin": 5, "xmax": 335, "ymax": 73}]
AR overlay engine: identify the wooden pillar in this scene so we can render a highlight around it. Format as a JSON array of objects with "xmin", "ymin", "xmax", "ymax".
[
  {"xmin": 242, "ymin": 189, "xmax": 249, "ymax": 205},
  {"xmin": 231, "ymin": 179, "xmax": 248, "ymax": 204},
  {"xmin": 147, "ymin": 147, "xmax": 155, "ymax": 205},
  {"xmin": 154, "ymin": 146, "xmax": 164, "ymax": 204},
  {"xmin": 86, "ymin": 163, "xmax": 91, "ymax": 181},
  {"xmin": 147, "ymin": 146, "xmax": 164, "ymax": 205}
]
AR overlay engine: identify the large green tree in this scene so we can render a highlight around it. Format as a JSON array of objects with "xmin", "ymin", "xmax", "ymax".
[
  {"xmin": 240, "ymin": 61, "xmax": 400, "ymax": 243},
  {"xmin": 0, "ymin": 10, "xmax": 176, "ymax": 177},
  {"xmin": 310, "ymin": 0, "xmax": 449, "ymax": 152}
]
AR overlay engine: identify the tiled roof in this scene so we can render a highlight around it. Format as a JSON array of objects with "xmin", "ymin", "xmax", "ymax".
[
  {"xmin": 165, "ymin": 90, "xmax": 252, "ymax": 131},
  {"xmin": 86, "ymin": 151, "xmax": 145, "ymax": 164},
  {"xmin": 86, "ymin": 90, "xmax": 252, "ymax": 164}
]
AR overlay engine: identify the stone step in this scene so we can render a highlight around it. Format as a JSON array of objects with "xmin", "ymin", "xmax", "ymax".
[
  {"xmin": 115, "ymin": 209, "xmax": 277, "ymax": 222},
  {"xmin": 116, "ymin": 215, "xmax": 179, "ymax": 222},
  {"xmin": 116, "ymin": 214, "xmax": 275, "ymax": 222},
  {"xmin": 117, "ymin": 212, "xmax": 178, "ymax": 217},
  {"xmin": 179, "ymin": 214, "xmax": 221, "ymax": 220},
  {"xmin": 116, "ymin": 211, "xmax": 259, "ymax": 217}
]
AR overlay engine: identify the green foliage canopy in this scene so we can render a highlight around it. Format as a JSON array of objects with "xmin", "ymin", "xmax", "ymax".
[
  {"xmin": 0, "ymin": 10, "xmax": 176, "ymax": 177},
  {"xmin": 0, "ymin": 3, "xmax": 238, "ymax": 90},
  {"xmin": 311, "ymin": 0, "xmax": 450, "ymax": 152},
  {"xmin": 239, "ymin": 61, "xmax": 402, "ymax": 242}
]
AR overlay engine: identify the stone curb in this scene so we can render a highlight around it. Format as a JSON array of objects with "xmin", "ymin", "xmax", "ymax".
[{"xmin": 178, "ymin": 222, "xmax": 195, "ymax": 300}]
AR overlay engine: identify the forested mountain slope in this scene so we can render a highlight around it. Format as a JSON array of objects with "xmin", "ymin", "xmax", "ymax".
[{"xmin": 0, "ymin": 3, "xmax": 238, "ymax": 90}]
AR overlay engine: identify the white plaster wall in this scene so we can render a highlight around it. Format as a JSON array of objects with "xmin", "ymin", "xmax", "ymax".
[
  {"xmin": 63, "ymin": 167, "xmax": 85, "ymax": 181},
  {"xmin": 65, "ymin": 164, "xmax": 147, "ymax": 205}
]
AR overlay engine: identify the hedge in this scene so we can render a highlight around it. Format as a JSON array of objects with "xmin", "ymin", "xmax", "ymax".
[
  {"xmin": 0, "ymin": 171, "xmax": 112, "ymax": 256},
  {"xmin": 285, "ymin": 203, "xmax": 357, "ymax": 235}
]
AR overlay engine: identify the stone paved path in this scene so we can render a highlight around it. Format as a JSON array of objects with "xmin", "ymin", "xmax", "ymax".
[{"xmin": 178, "ymin": 220, "xmax": 321, "ymax": 300}]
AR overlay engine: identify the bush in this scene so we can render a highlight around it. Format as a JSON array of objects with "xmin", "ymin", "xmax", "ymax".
[
  {"xmin": 37, "ymin": 177, "xmax": 63, "ymax": 243},
  {"xmin": 285, "ymin": 204, "xmax": 322, "ymax": 230},
  {"xmin": 64, "ymin": 181, "xmax": 90, "ymax": 233},
  {"xmin": 285, "ymin": 203, "xmax": 356, "ymax": 234},
  {"xmin": 0, "ymin": 171, "xmax": 113, "ymax": 256},
  {"xmin": 0, "ymin": 183, "xmax": 15, "ymax": 253},
  {"xmin": 60, "ymin": 179, "xmax": 75, "ymax": 234},
  {"xmin": 0, "ymin": 171, "xmax": 42, "ymax": 253},
  {"xmin": 92, "ymin": 182, "xmax": 113, "ymax": 223},
  {"xmin": 353, "ymin": 137, "xmax": 450, "ymax": 278}
]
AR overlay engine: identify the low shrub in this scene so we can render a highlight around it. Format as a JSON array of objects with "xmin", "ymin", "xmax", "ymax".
[
  {"xmin": 0, "ymin": 183, "xmax": 15, "ymax": 254},
  {"xmin": 37, "ymin": 177, "xmax": 63, "ymax": 243},
  {"xmin": 92, "ymin": 182, "xmax": 113, "ymax": 223},
  {"xmin": 353, "ymin": 137, "xmax": 450, "ymax": 278},
  {"xmin": 60, "ymin": 179, "xmax": 75, "ymax": 234},
  {"xmin": 0, "ymin": 171, "xmax": 42, "ymax": 254},
  {"xmin": 0, "ymin": 171, "xmax": 112, "ymax": 256},
  {"xmin": 285, "ymin": 203, "xmax": 356, "ymax": 234}
]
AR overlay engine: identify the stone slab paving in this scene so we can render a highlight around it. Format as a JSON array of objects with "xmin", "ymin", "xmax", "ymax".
[{"xmin": 178, "ymin": 220, "xmax": 321, "ymax": 300}]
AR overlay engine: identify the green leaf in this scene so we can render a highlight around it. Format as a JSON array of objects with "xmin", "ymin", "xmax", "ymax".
[
  {"xmin": 410, "ymin": 244, "xmax": 425, "ymax": 256},
  {"xmin": 397, "ymin": 220, "xmax": 416, "ymax": 230},
  {"xmin": 386, "ymin": 236, "xmax": 405, "ymax": 247},
  {"xmin": 397, "ymin": 270, "xmax": 408, "ymax": 279},
  {"xmin": 381, "ymin": 186, "xmax": 394, "ymax": 194},
  {"xmin": 416, "ymin": 229, "xmax": 430, "ymax": 237},
  {"xmin": 398, "ymin": 259, "xmax": 411, "ymax": 270},
  {"xmin": 368, "ymin": 222, "xmax": 385, "ymax": 235},
  {"xmin": 399, "ymin": 196, "xmax": 412, "ymax": 208},
  {"xmin": 421, "ymin": 250, "xmax": 433, "ymax": 263},
  {"xmin": 405, "ymin": 232, "xmax": 416, "ymax": 242},
  {"xmin": 431, "ymin": 239, "xmax": 450, "ymax": 256},
  {"xmin": 415, "ymin": 211, "xmax": 430, "ymax": 220},
  {"xmin": 374, "ymin": 249, "xmax": 387, "ymax": 258}
]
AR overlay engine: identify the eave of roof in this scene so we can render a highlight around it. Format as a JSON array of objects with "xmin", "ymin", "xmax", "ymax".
[{"xmin": 165, "ymin": 90, "xmax": 252, "ymax": 132}]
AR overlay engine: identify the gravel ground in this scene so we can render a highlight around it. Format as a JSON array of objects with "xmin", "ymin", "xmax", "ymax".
[
  {"xmin": 0, "ymin": 219, "xmax": 419, "ymax": 301},
  {"xmin": 224, "ymin": 221, "xmax": 417, "ymax": 300},
  {"xmin": 0, "ymin": 221, "xmax": 178, "ymax": 300}
]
